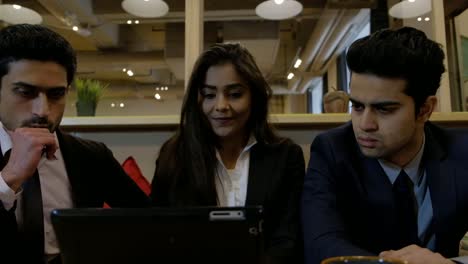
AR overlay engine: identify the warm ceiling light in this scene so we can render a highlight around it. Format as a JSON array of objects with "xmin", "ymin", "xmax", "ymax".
[
  {"xmin": 408, "ymin": 0, "xmax": 416, "ymax": 2},
  {"xmin": 389, "ymin": 0, "xmax": 431, "ymax": 19},
  {"xmin": 287, "ymin": 72, "xmax": 294, "ymax": 80},
  {"xmin": 127, "ymin": 70, "xmax": 134, "ymax": 76},
  {"xmin": 274, "ymin": 0, "xmax": 284, "ymax": 4},
  {"xmin": 425, "ymin": 17, "xmax": 430, "ymax": 21},
  {"xmin": 154, "ymin": 93, "xmax": 161, "ymax": 100},
  {"xmin": 119, "ymin": 103, "xmax": 125, "ymax": 108},
  {"xmin": 122, "ymin": 68, "xmax": 127, "ymax": 72},
  {"xmin": 121, "ymin": 0, "xmax": 169, "ymax": 18},
  {"xmin": 135, "ymin": 20, "xmax": 139, "ymax": 24},
  {"xmin": 111, "ymin": 103, "xmax": 116, "ymax": 107},
  {"xmin": 255, "ymin": 0, "xmax": 303, "ymax": 20},
  {"xmin": 0, "ymin": 4, "xmax": 42, "ymax": 24},
  {"xmin": 417, "ymin": 17, "xmax": 422, "ymax": 21},
  {"xmin": 294, "ymin": 59, "xmax": 302, "ymax": 68},
  {"xmin": 127, "ymin": 20, "xmax": 132, "ymax": 24},
  {"xmin": 72, "ymin": 26, "xmax": 79, "ymax": 31}
]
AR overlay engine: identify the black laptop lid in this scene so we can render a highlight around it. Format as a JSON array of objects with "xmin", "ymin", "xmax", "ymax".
[{"xmin": 51, "ymin": 206, "xmax": 263, "ymax": 264}]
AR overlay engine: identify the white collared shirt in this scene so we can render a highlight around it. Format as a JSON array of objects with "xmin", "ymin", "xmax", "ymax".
[
  {"xmin": 0, "ymin": 123, "xmax": 73, "ymax": 255},
  {"xmin": 215, "ymin": 137, "xmax": 257, "ymax": 207}
]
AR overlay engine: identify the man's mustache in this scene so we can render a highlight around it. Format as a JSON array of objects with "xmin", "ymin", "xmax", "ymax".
[{"xmin": 21, "ymin": 117, "xmax": 54, "ymax": 132}]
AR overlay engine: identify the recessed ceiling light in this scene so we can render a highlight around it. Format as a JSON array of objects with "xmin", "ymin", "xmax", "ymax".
[
  {"xmin": 294, "ymin": 59, "xmax": 302, "ymax": 68},
  {"xmin": 417, "ymin": 17, "xmax": 422, "ymax": 21},
  {"xmin": 127, "ymin": 20, "xmax": 132, "ymax": 24},
  {"xmin": 135, "ymin": 20, "xmax": 139, "ymax": 24},
  {"xmin": 120, "ymin": 103, "xmax": 125, "ymax": 108},
  {"xmin": 425, "ymin": 17, "xmax": 430, "ymax": 21}
]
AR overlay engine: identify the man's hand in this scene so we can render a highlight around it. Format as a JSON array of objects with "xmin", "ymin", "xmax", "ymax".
[
  {"xmin": 380, "ymin": 245, "xmax": 454, "ymax": 264},
  {"xmin": 2, "ymin": 128, "xmax": 57, "ymax": 191}
]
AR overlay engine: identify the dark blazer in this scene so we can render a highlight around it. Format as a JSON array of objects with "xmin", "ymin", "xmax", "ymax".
[
  {"xmin": 0, "ymin": 130, "xmax": 150, "ymax": 264},
  {"xmin": 302, "ymin": 122, "xmax": 468, "ymax": 264},
  {"xmin": 152, "ymin": 140, "xmax": 305, "ymax": 263}
]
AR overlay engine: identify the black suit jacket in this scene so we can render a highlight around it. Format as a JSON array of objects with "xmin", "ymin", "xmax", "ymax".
[
  {"xmin": 302, "ymin": 122, "xmax": 468, "ymax": 264},
  {"xmin": 152, "ymin": 140, "xmax": 305, "ymax": 263},
  {"xmin": 0, "ymin": 130, "xmax": 150, "ymax": 263}
]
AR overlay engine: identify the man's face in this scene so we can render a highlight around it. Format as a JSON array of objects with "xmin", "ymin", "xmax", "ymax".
[
  {"xmin": 0, "ymin": 60, "xmax": 69, "ymax": 132},
  {"xmin": 350, "ymin": 73, "xmax": 429, "ymax": 167}
]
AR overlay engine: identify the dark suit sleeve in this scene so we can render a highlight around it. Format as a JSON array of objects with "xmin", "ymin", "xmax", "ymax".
[
  {"xmin": 95, "ymin": 143, "xmax": 151, "ymax": 208},
  {"xmin": 302, "ymin": 135, "xmax": 372, "ymax": 264},
  {"xmin": 265, "ymin": 143, "xmax": 305, "ymax": 264}
]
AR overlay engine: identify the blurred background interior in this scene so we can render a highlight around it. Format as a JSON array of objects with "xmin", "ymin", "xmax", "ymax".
[{"xmin": 0, "ymin": 0, "xmax": 467, "ymax": 116}]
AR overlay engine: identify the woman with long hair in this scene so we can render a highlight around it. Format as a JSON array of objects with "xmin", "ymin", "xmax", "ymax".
[{"xmin": 151, "ymin": 43, "xmax": 304, "ymax": 263}]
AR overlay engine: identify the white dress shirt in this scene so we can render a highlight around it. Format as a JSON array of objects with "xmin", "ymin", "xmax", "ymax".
[
  {"xmin": 215, "ymin": 137, "xmax": 256, "ymax": 207},
  {"xmin": 0, "ymin": 123, "xmax": 73, "ymax": 255}
]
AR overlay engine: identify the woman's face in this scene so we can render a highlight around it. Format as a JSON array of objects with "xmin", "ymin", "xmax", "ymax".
[{"xmin": 199, "ymin": 63, "xmax": 252, "ymax": 142}]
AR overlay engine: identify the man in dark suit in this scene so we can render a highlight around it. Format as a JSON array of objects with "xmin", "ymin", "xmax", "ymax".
[
  {"xmin": 0, "ymin": 24, "xmax": 150, "ymax": 263},
  {"xmin": 302, "ymin": 27, "xmax": 468, "ymax": 264}
]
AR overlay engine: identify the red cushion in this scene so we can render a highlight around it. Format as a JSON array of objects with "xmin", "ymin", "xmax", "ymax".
[
  {"xmin": 104, "ymin": 156, "xmax": 151, "ymax": 208},
  {"xmin": 121, "ymin": 156, "xmax": 151, "ymax": 196}
]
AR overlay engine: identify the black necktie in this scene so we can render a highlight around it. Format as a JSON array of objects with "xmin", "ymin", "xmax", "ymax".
[
  {"xmin": 21, "ymin": 168, "xmax": 45, "ymax": 262},
  {"xmin": 393, "ymin": 170, "xmax": 420, "ymax": 247}
]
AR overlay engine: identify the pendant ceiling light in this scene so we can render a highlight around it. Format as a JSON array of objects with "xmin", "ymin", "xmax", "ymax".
[
  {"xmin": 389, "ymin": 0, "xmax": 431, "ymax": 19},
  {"xmin": 0, "ymin": 4, "xmax": 43, "ymax": 24},
  {"xmin": 255, "ymin": 0, "xmax": 303, "ymax": 20},
  {"xmin": 121, "ymin": 0, "xmax": 169, "ymax": 18}
]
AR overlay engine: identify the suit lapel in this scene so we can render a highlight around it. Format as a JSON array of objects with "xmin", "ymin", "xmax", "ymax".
[
  {"xmin": 423, "ymin": 126, "xmax": 456, "ymax": 243},
  {"xmin": 245, "ymin": 144, "xmax": 269, "ymax": 206},
  {"xmin": 56, "ymin": 130, "xmax": 85, "ymax": 207}
]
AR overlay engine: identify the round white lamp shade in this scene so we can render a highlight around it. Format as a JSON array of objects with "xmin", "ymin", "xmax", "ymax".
[
  {"xmin": 256, "ymin": 0, "xmax": 303, "ymax": 20},
  {"xmin": 389, "ymin": 0, "xmax": 431, "ymax": 19},
  {"xmin": 121, "ymin": 0, "xmax": 169, "ymax": 18},
  {"xmin": 0, "ymin": 4, "xmax": 42, "ymax": 24}
]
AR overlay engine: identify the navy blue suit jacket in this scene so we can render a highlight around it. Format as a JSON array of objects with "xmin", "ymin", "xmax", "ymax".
[{"xmin": 302, "ymin": 122, "xmax": 468, "ymax": 264}]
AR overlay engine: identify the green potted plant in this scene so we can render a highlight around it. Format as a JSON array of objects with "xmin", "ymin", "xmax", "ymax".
[{"xmin": 74, "ymin": 78, "xmax": 107, "ymax": 116}]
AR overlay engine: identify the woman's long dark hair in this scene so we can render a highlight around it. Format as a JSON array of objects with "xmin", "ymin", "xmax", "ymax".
[{"xmin": 152, "ymin": 43, "xmax": 281, "ymax": 206}]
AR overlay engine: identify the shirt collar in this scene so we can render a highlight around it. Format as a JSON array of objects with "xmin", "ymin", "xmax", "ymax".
[
  {"xmin": 378, "ymin": 134, "xmax": 425, "ymax": 186},
  {"xmin": 0, "ymin": 122, "xmax": 13, "ymax": 156},
  {"xmin": 215, "ymin": 135, "xmax": 257, "ymax": 166}
]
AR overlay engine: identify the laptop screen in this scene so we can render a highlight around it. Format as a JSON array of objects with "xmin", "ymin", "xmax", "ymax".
[{"xmin": 51, "ymin": 206, "xmax": 263, "ymax": 264}]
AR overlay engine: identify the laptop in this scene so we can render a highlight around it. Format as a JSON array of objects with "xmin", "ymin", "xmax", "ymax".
[{"xmin": 51, "ymin": 206, "xmax": 264, "ymax": 264}]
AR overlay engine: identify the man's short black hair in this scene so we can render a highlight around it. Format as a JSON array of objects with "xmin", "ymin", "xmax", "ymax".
[
  {"xmin": 0, "ymin": 24, "xmax": 77, "ymax": 85},
  {"xmin": 346, "ymin": 27, "xmax": 445, "ymax": 111}
]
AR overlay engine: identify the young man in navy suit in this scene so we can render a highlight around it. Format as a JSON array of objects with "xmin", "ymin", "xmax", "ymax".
[
  {"xmin": 0, "ymin": 24, "xmax": 150, "ymax": 263},
  {"xmin": 302, "ymin": 27, "xmax": 468, "ymax": 264}
]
